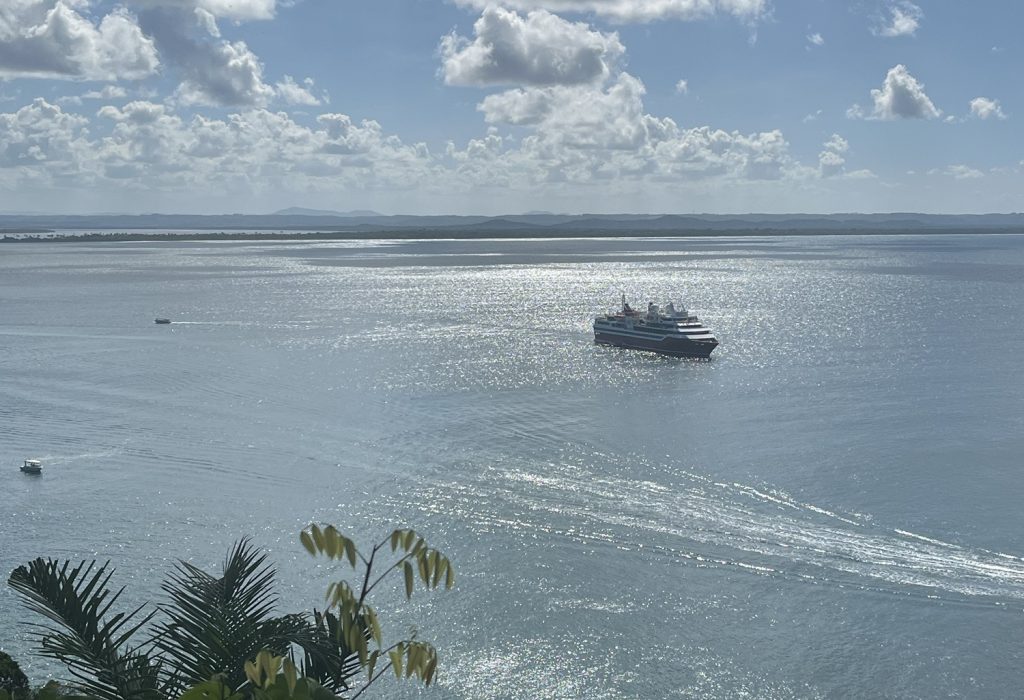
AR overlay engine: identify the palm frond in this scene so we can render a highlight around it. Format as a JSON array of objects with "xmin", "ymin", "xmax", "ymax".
[
  {"xmin": 155, "ymin": 539, "xmax": 311, "ymax": 694},
  {"xmin": 293, "ymin": 609, "xmax": 365, "ymax": 694},
  {"xmin": 8, "ymin": 559, "xmax": 161, "ymax": 700}
]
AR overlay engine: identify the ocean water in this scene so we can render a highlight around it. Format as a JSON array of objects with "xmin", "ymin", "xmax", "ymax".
[{"xmin": 2, "ymin": 234, "xmax": 1023, "ymax": 698}]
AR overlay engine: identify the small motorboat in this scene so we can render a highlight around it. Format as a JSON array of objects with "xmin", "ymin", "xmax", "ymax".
[
  {"xmin": 155, "ymin": 318, "xmax": 172, "ymax": 324},
  {"xmin": 20, "ymin": 459, "xmax": 42, "ymax": 474}
]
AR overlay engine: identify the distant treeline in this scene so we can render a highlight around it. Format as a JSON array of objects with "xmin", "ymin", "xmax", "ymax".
[
  {"xmin": 4, "ymin": 227, "xmax": 1024, "ymax": 243},
  {"xmin": 2, "ymin": 211, "xmax": 1024, "ymax": 235}
]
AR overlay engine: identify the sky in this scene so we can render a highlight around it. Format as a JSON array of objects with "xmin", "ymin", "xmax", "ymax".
[{"xmin": 0, "ymin": 0, "xmax": 1021, "ymax": 215}]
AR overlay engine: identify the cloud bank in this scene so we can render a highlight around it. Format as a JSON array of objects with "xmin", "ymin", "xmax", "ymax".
[
  {"xmin": 450, "ymin": 0, "xmax": 769, "ymax": 24},
  {"xmin": 0, "ymin": 0, "xmax": 159, "ymax": 80}
]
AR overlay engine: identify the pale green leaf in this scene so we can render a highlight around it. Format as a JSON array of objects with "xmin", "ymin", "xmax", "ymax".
[
  {"xmin": 283, "ymin": 659, "xmax": 298, "ymax": 697},
  {"xmin": 367, "ymin": 649, "xmax": 379, "ymax": 679},
  {"xmin": 310, "ymin": 524, "xmax": 324, "ymax": 550},
  {"xmin": 418, "ymin": 553, "xmax": 429, "ymax": 584},
  {"xmin": 403, "ymin": 560, "xmax": 414, "ymax": 599},
  {"xmin": 344, "ymin": 538, "xmax": 357, "ymax": 568},
  {"xmin": 430, "ymin": 551, "xmax": 442, "ymax": 588}
]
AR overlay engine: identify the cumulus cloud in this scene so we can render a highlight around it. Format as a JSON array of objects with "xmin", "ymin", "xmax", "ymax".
[
  {"xmin": 129, "ymin": 0, "xmax": 279, "ymax": 21},
  {"xmin": 441, "ymin": 8, "xmax": 624, "ymax": 87},
  {"xmin": 818, "ymin": 133, "xmax": 848, "ymax": 177},
  {"xmin": 172, "ymin": 38, "xmax": 275, "ymax": 107},
  {"xmin": 873, "ymin": 1, "xmax": 922, "ymax": 37},
  {"xmin": 0, "ymin": 98, "xmax": 434, "ymax": 190},
  {"xmin": 806, "ymin": 32, "xmax": 824, "ymax": 47},
  {"xmin": 674, "ymin": 79, "xmax": 688, "ymax": 94},
  {"xmin": 969, "ymin": 97, "xmax": 1006, "ymax": 120},
  {"xmin": 848, "ymin": 64, "xmax": 940, "ymax": 120},
  {"xmin": 58, "ymin": 84, "xmax": 129, "ymax": 106},
  {"xmin": 470, "ymin": 72, "xmax": 799, "ymax": 183},
  {"xmin": 275, "ymin": 76, "xmax": 322, "ymax": 106},
  {"xmin": 823, "ymin": 133, "xmax": 849, "ymax": 153},
  {"xmin": 0, "ymin": 0, "xmax": 159, "ymax": 80},
  {"xmin": 86, "ymin": 85, "xmax": 129, "ymax": 100},
  {"xmin": 438, "ymin": 5, "xmax": 818, "ymax": 189},
  {"xmin": 0, "ymin": 98, "xmax": 91, "ymax": 173},
  {"xmin": 138, "ymin": 7, "xmax": 309, "ymax": 108},
  {"xmin": 450, "ymin": 0, "xmax": 769, "ymax": 24}
]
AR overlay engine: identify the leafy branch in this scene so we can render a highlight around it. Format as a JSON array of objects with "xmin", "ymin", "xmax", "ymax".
[{"xmin": 299, "ymin": 525, "xmax": 453, "ymax": 695}]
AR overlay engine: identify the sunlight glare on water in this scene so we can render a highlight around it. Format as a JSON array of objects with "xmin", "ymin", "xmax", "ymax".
[{"xmin": 2, "ymin": 235, "xmax": 1024, "ymax": 697}]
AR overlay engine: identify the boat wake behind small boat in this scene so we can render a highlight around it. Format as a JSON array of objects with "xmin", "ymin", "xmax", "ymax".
[
  {"xmin": 20, "ymin": 459, "xmax": 42, "ymax": 474},
  {"xmin": 594, "ymin": 295, "xmax": 719, "ymax": 358}
]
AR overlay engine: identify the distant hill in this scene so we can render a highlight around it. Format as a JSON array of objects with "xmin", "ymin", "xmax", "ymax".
[
  {"xmin": 273, "ymin": 207, "xmax": 382, "ymax": 217},
  {"xmin": 2, "ymin": 211, "xmax": 1023, "ymax": 240}
]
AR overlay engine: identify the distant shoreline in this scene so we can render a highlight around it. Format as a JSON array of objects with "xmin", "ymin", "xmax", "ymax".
[{"xmin": 3, "ymin": 227, "xmax": 1024, "ymax": 242}]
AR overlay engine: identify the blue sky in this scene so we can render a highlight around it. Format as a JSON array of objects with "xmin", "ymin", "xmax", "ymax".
[{"xmin": 0, "ymin": 0, "xmax": 1021, "ymax": 214}]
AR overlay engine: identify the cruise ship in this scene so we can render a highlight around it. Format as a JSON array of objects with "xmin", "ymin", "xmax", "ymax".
[{"xmin": 593, "ymin": 296, "xmax": 719, "ymax": 358}]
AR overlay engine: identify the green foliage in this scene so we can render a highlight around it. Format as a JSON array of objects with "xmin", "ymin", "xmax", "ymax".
[
  {"xmin": 7, "ymin": 560, "xmax": 161, "ymax": 700},
  {"xmin": 9, "ymin": 526, "xmax": 455, "ymax": 700},
  {"xmin": 0, "ymin": 651, "xmax": 30, "ymax": 695},
  {"xmin": 154, "ymin": 540, "xmax": 308, "ymax": 695},
  {"xmin": 0, "ymin": 680, "xmax": 88, "ymax": 700},
  {"xmin": 298, "ymin": 525, "xmax": 453, "ymax": 694}
]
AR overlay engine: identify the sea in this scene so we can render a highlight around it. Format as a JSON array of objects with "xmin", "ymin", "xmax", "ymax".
[{"xmin": 1, "ymin": 233, "xmax": 1023, "ymax": 698}]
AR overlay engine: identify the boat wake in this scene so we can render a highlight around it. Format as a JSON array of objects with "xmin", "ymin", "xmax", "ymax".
[
  {"xmin": 379, "ymin": 451, "xmax": 1024, "ymax": 605},
  {"xmin": 38, "ymin": 441, "xmax": 128, "ymax": 466}
]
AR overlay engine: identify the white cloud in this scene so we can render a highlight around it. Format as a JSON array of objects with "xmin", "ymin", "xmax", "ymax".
[
  {"xmin": 0, "ymin": 98, "xmax": 91, "ymax": 174},
  {"xmin": 802, "ymin": 109, "xmax": 822, "ymax": 123},
  {"xmin": 807, "ymin": 32, "xmax": 824, "ymax": 47},
  {"xmin": 818, "ymin": 150, "xmax": 844, "ymax": 177},
  {"xmin": 75, "ymin": 100, "xmax": 432, "ymax": 188},
  {"xmin": 450, "ymin": 0, "xmax": 769, "ymax": 24},
  {"xmin": 275, "ymin": 76, "xmax": 322, "ymax": 106},
  {"xmin": 849, "ymin": 64, "xmax": 941, "ymax": 120},
  {"xmin": 86, "ymin": 85, "xmax": 129, "ymax": 100},
  {"xmin": 193, "ymin": 7, "xmax": 220, "ymax": 36},
  {"xmin": 58, "ymin": 84, "xmax": 130, "ymax": 106},
  {"xmin": 441, "ymin": 8, "xmax": 624, "ymax": 87},
  {"xmin": 128, "ymin": 0, "xmax": 279, "ymax": 21},
  {"xmin": 674, "ymin": 79, "xmax": 688, "ymax": 94},
  {"xmin": 930, "ymin": 164, "xmax": 984, "ymax": 180},
  {"xmin": 193, "ymin": 0, "xmax": 277, "ymax": 20},
  {"xmin": 874, "ymin": 1, "xmax": 922, "ymax": 37},
  {"xmin": 0, "ymin": 0, "xmax": 159, "ymax": 81},
  {"xmin": 818, "ymin": 133, "xmax": 848, "ymax": 177},
  {"xmin": 135, "ymin": 7, "xmax": 308, "ymax": 109},
  {"xmin": 469, "ymin": 72, "xmax": 800, "ymax": 184},
  {"xmin": 823, "ymin": 133, "xmax": 849, "ymax": 153},
  {"xmin": 172, "ymin": 38, "xmax": 275, "ymax": 107},
  {"xmin": 969, "ymin": 97, "xmax": 1007, "ymax": 120},
  {"xmin": 844, "ymin": 169, "xmax": 876, "ymax": 179}
]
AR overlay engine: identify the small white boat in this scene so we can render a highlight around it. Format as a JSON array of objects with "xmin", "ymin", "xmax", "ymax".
[{"xmin": 20, "ymin": 459, "xmax": 42, "ymax": 474}]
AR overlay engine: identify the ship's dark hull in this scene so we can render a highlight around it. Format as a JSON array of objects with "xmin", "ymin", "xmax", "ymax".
[{"xmin": 594, "ymin": 330, "xmax": 718, "ymax": 358}]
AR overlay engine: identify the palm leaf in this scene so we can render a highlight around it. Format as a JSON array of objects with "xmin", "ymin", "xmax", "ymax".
[
  {"xmin": 8, "ymin": 559, "xmax": 161, "ymax": 700},
  {"xmin": 293, "ymin": 609, "xmax": 366, "ymax": 694},
  {"xmin": 154, "ymin": 539, "xmax": 310, "ymax": 695}
]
